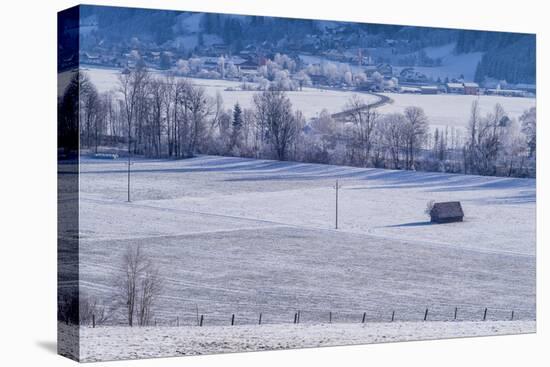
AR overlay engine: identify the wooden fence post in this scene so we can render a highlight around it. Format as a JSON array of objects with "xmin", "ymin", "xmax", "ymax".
[
  {"xmin": 231, "ymin": 314, "xmax": 235, "ymax": 326},
  {"xmin": 294, "ymin": 313, "xmax": 298, "ymax": 324},
  {"xmin": 424, "ymin": 308, "xmax": 429, "ymax": 321},
  {"xmin": 329, "ymin": 311, "xmax": 332, "ymax": 324},
  {"xmin": 362, "ymin": 312, "xmax": 366, "ymax": 323},
  {"xmin": 92, "ymin": 314, "xmax": 95, "ymax": 328},
  {"xmin": 454, "ymin": 307, "xmax": 458, "ymax": 321},
  {"xmin": 199, "ymin": 315, "xmax": 203, "ymax": 327},
  {"xmin": 176, "ymin": 316, "xmax": 179, "ymax": 327},
  {"xmin": 511, "ymin": 310, "xmax": 514, "ymax": 321},
  {"xmin": 391, "ymin": 311, "xmax": 395, "ymax": 322},
  {"xmin": 259, "ymin": 313, "xmax": 262, "ymax": 325},
  {"xmin": 483, "ymin": 308, "xmax": 488, "ymax": 321}
]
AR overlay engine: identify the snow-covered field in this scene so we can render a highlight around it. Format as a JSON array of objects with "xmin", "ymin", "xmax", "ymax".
[
  {"xmin": 60, "ymin": 320, "xmax": 535, "ymax": 362},
  {"xmin": 84, "ymin": 67, "xmax": 379, "ymax": 119},
  {"xmin": 83, "ymin": 67, "xmax": 535, "ymax": 131},
  {"xmin": 378, "ymin": 92, "xmax": 536, "ymax": 132},
  {"xmin": 72, "ymin": 155, "xmax": 535, "ymax": 332}
]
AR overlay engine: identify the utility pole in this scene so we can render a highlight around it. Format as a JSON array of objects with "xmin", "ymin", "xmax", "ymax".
[
  {"xmin": 333, "ymin": 179, "xmax": 342, "ymax": 229},
  {"xmin": 127, "ymin": 151, "xmax": 131, "ymax": 202}
]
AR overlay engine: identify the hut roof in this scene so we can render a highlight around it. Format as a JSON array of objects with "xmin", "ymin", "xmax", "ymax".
[{"xmin": 430, "ymin": 201, "xmax": 464, "ymax": 219}]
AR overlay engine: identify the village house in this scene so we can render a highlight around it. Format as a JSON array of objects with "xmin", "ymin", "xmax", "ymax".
[
  {"xmin": 236, "ymin": 58, "xmax": 261, "ymax": 76},
  {"xmin": 446, "ymin": 82, "xmax": 465, "ymax": 94},
  {"xmin": 399, "ymin": 67, "xmax": 428, "ymax": 83},
  {"xmin": 377, "ymin": 63, "xmax": 393, "ymax": 77},
  {"xmin": 420, "ymin": 86, "xmax": 438, "ymax": 94},
  {"xmin": 463, "ymin": 82, "xmax": 480, "ymax": 95}
]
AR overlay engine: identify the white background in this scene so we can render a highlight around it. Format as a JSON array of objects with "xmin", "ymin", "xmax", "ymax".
[{"xmin": 0, "ymin": 0, "xmax": 546, "ymax": 365}]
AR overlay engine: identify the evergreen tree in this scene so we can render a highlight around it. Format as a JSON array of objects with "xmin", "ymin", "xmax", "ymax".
[
  {"xmin": 230, "ymin": 103, "xmax": 243, "ymax": 149},
  {"xmin": 233, "ymin": 103, "xmax": 242, "ymax": 130}
]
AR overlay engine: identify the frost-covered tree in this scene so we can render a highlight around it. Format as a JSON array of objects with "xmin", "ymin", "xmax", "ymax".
[
  {"xmin": 294, "ymin": 70, "xmax": 312, "ymax": 91},
  {"xmin": 176, "ymin": 59, "xmax": 190, "ymax": 75},
  {"xmin": 465, "ymin": 103, "xmax": 509, "ymax": 176},
  {"xmin": 344, "ymin": 95, "xmax": 379, "ymax": 166},
  {"xmin": 117, "ymin": 245, "xmax": 162, "ymax": 327},
  {"xmin": 188, "ymin": 57, "xmax": 203, "ymax": 73},
  {"xmin": 378, "ymin": 113, "xmax": 406, "ymax": 169},
  {"xmin": 225, "ymin": 61, "xmax": 239, "ymax": 78},
  {"xmin": 273, "ymin": 53, "xmax": 296, "ymax": 72},
  {"xmin": 354, "ymin": 72, "xmax": 368, "ymax": 85},
  {"xmin": 253, "ymin": 90, "xmax": 298, "ymax": 160},
  {"xmin": 403, "ymin": 106, "xmax": 429, "ymax": 169},
  {"xmin": 118, "ymin": 65, "xmax": 150, "ymax": 162},
  {"xmin": 500, "ymin": 118, "xmax": 527, "ymax": 176},
  {"xmin": 217, "ymin": 56, "xmax": 225, "ymax": 78},
  {"xmin": 520, "ymin": 107, "xmax": 536, "ymax": 158},
  {"xmin": 344, "ymin": 71, "xmax": 353, "ymax": 86},
  {"xmin": 371, "ymin": 71, "xmax": 384, "ymax": 90}
]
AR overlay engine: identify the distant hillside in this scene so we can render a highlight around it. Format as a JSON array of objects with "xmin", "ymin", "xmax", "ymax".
[
  {"xmin": 79, "ymin": 5, "xmax": 535, "ymax": 84},
  {"xmin": 457, "ymin": 30, "xmax": 536, "ymax": 84}
]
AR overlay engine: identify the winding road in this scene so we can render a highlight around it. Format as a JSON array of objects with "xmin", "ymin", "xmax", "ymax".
[{"xmin": 330, "ymin": 91, "xmax": 393, "ymax": 120}]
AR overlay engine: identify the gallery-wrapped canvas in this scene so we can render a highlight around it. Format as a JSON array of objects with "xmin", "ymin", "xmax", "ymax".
[{"xmin": 58, "ymin": 4, "xmax": 536, "ymax": 362}]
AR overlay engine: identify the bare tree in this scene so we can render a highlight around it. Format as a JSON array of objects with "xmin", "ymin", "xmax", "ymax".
[
  {"xmin": 471, "ymin": 104, "xmax": 506, "ymax": 176},
  {"xmin": 118, "ymin": 245, "xmax": 162, "ymax": 327},
  {"xmin": 403, "ymin": 106, "xmax": 428, "ymax": 169},
  {"xmin": 173, "ymin": 78, "xmax": 192, "ymax": 157},
  {"xmin": 344, "ymin": 95, "xmax": 379, "ymax": 166},
  {"xmin": 79, "ymin": 293, "xmax": 112, "ymax": 326},
  {"xmin": 118, "ymin": 67, "xmax": 150, "ymax": 201},
  {"xmin": 464, "ymin": 100, "xmax": 481, "ymax": 174},
  {"xmin": 101, "ymin": 91, "xmax": 121, "ymax": 141},
  {"xmin": 500, "ymin": 118, "xmax": 527, "ymax": 176},
  {"xmin": 520, "ymin": 107, "xmax": 536, "ymax": 158},
  {"xmin": 79, "ymin": 73, "xmax": 100, "ymax": 151},
  {"xmin": 136, "ymin": 263, "xmax": 162, "ymax": 326},
  {"xmin": 241, "ymin": 108, "xmax": 255, "ymax": 152},
  {"xmin": 253, "ymin": 90, "xmax": 298, "ymax": 161},
  {"xmin": 185, "ymin": 85, "xmax": 212, "ymax": 156},
  {"xmin": 378, "ymin": 113, "xmax": 406, "ymax": 169},
  {"xmin": 148, "ymin": 77, "xmax": 166, "ymax": 157},
  {"xmin": 163, "ymin": 74, "xmax": 176, "ymax": 157}
]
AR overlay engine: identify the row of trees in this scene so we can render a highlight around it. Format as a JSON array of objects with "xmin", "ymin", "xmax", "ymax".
[
  {"xmin": 464, "ymin": 102, "xmax": 536, "ymax": 177},
  {"xmin": 73, "ymin": 67, "xmax": 535, "ymax": 178}
]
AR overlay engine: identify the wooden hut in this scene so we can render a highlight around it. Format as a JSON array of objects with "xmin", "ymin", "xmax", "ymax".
[{"xmin": 429, "ymin": 201, "xmax": 464, "ymax": 223}]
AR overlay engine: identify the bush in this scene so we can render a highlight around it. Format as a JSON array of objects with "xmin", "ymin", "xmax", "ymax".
[{"xmin": 425, "ymin": 200, "xmax": 435, "ymax": 216}]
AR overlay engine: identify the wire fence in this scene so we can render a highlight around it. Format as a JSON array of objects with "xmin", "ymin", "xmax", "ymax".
[{"xmin": 82, "ymin": 302, "xmax": 536, "ymax": 328}]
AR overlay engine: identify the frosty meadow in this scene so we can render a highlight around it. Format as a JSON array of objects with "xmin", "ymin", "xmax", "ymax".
[{"xmin": 58, "ymin": 4, "xmax": 536, "ymax": 362}]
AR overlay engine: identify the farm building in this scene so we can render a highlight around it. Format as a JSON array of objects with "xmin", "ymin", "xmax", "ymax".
[
  {"xmin": 446, "ymin": 83, "xmax": 464, "ymax": 94},
  {"xmin": 420, "ymin": 86, "xmax": 438, "ymax": 94},
  {"xmin": 486, "ymin": 88, "xmax": 527, "ymax": 97},
  {"xmin": 463, "ymin": 82, "xmax": 480, "ymax": 95},
  {"xmin": 429, "ymin": 201, "xmax": 464, "ymax": 223},
  {"xmin": 377, "ymin": 63, "xmax": 393, "ymax": 77}
]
